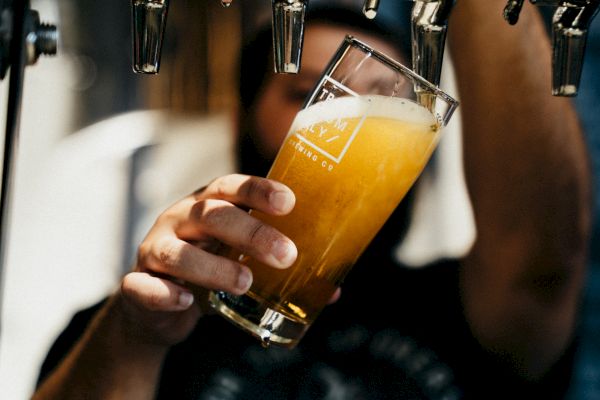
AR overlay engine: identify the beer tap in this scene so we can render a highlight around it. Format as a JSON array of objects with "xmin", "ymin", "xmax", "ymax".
[
  {"xmin": 549, "ymin": 0, "xmax": 599, "ymax": 96},
  {"xmin": 271, "ymin": 0, "xmax": 309, "ymax": 73},
  {"xmin": 505, "ymin": 0, "xmax": 599, "ymax": 96},
  {"xmin": 131, "ymin": 0, "xmax": 309, "ymax": 74},
  {"xmin": 410, "ymin": 0, "xmax": 455, "ymax": 87},
  {"xmin": 130, "ymin": 0, "xmax": 598, "ymax": 96},
  {"xmin": 363, "ymin": 0, "xmax": 381, "ymax": 19},
  {"xmin": 131, "ymin": 0, "xmax": 169, "ymax": 74},
  {"xmin": 409, "ymin": 0, "xmax": 599, "ymax": 95}
]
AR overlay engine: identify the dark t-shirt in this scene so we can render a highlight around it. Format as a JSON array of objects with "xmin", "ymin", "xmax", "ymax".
[{"xmin": 38, "ymin": 254, "xmax": 576, "ymax": 399}]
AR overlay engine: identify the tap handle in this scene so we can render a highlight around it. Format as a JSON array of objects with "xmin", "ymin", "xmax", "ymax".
[
  {"xmin": 551, "ymin": 0, "xmax": 599, "ymax": 96},
  {"xmin": 131, "ymin": 0, "xmax": 170, "ymax": 74},
  {"xmin": 272, "ymin": 0, "xmax": 308, "ymax": 74}
]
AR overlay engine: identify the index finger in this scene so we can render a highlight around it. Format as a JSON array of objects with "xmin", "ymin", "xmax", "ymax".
[{"xmin": 198, "ymin": 174, "xmax": 295, "ymax": 215}]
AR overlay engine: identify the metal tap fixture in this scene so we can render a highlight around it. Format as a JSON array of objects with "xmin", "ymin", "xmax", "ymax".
[
  {"xmin": 548, "ymin": 0, "xmax": 599, "ymax": 96},
  {"xmin": 271, "ymin": 0, "xmax": 309, "ymax": 74},
  {"xmin": 129, "ymin": 0, "xmax": 452, "ymax": 82},
  {"xmin": 363, "ymin": 0, "xmax": 381, "ymax": 19},
  {"xmin": 131, "ymin": 0, "xmax": 309, "ymax": 75},
  {"xmin": 130, "ymin": 0, "xmax": 598, "ymax": 95},
  {"xmin": 410, "ymin": 0, "xmax": 455, "ymax": 87},
  {"xmin": 409, "ymin": 0, "xmax": 599, "ymax": 96},
  {"xmin": 505, "ymin": 0, "xmax": 599, "ymax": 96},
  {"xmin": 131, "ymin": 0, "xmax": 169, "ymax": 74}
]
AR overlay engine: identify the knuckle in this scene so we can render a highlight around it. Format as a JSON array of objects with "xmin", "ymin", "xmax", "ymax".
[
  {"xmin": 247, "ymin": 220, "xmax": 271, "ymax": 249},
  {"xmin": 156, "ymin": 240, "xmax": 185, "ymax": 271},
  {"xmin": 201, "ymin": 257, "xmax": 227, "ymax": 288},
  {"xmin": 156, "ymin": 203, "xmax": 180, "ymax": 224},
  {"xmin": 200, "ymin": 201, "xmax": 230, "ymax": 230},
  {"xmin": 241, "ymin": 177, "xmax": 268, "ymax": 203},
  {"xmin": 120, "ymin": 274, "xmax": 135, "ymax": 298},
  {"xmin": 192, "ymin": 184, "xmax": 208, "ymax": 198},
  {"xmin": 203, "ymin": 257, "xmax": 237, "ymax": 290},
  {"xmin": 189, "ymin": 199, "xmax": 209, "ymax": 224},
  {"xmin": 136, "ymin": 241, "xmax": 152, "ymax": 270},
  {"xmin": 209, "ymin": 174, "xmax": 237, "ymax": 198},
  {"xmin": 203, "ymin": 258, "xmax": 222, "ymax": 283},
  {"xmin": 136, "ymin": 242, "xmax": 148, "ymax": 262},
  {"xmin": 146, "ymin": 286, "xmax": 166, "ymax": 310},
  {"xmin": 214, "ymin": 177, "xmax": 228, "ymax": 199}
]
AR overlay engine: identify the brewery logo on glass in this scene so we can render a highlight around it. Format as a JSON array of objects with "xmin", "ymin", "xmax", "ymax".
[{"xmin": 295, "ymin": 76, "xmax": 371, "ymax": 164}]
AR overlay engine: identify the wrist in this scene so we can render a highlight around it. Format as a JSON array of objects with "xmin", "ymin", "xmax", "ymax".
[
  {"xmin": 33, "ymin": 294, "xmax": 170, "ymax": 399},
  {"xmin": 106, "ymin": 294, "xmax": 173, "ymax": 360}
]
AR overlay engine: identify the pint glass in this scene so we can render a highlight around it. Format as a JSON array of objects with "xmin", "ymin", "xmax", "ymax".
[{"xmin": 209, "ymin": 36, "xmax": 458, "ymax": 348}]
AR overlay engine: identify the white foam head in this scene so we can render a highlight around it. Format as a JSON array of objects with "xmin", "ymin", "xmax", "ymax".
[{"xmin": 290, "ymin": 95, "xmax": 436, "ymax": 132}]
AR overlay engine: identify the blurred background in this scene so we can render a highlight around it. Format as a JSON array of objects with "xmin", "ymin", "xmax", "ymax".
[
  {"xmin": 0, "ymin": 1, "xmax": 244, "ymax": 398},
  {"xmin": 0, "ymin": 0, "xmax": 598, "ymax": 398}
]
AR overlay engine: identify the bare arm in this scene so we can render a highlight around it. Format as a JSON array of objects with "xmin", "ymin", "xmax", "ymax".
[
  {"xmin": 32, "ymin": 295, "xmax": 171, "ymax": 400},
  {"xmin": 33, "ymin": 175, "xmax": 297, "ymax": 399},
  {"xmin": 447, "ymin": 0, "xmax": 592, "ymax": 378}
]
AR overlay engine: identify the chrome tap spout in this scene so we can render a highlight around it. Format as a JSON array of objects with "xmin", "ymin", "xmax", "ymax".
[
  {"xmin": 271, "ymin": 0, "xmax": 309, "ymax": 74},
  {"xmin": 411, "ymin": 0, "xmax": 456, "ymax": 86}
]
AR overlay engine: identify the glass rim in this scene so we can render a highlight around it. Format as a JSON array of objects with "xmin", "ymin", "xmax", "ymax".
[{"xmin": 338, "ymin": 35, "xmax": 459, "ymax": 112}]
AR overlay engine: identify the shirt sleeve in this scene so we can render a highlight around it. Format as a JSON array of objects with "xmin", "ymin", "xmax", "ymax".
[{"xmin": 35, "ymin": 300, "xmax": 107, "ymax": 387}]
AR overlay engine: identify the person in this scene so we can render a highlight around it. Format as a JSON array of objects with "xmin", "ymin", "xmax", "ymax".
[{"xmin": 32, "ymin": 1, "xmax": 591, "ymax": 399}]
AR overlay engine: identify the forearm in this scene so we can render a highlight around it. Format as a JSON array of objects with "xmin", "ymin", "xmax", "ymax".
[
  {"xmin": 447, "ymin": 0, "xmax": 591, "ymax": 376},
  {"xmin": 33, "ymin": 295, "xmax": 169, "ymax": 400}
]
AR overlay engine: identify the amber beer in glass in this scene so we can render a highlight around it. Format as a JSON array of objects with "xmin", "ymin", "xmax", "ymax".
[{"xmin": 209, "ymin": 36, "xmax": 458, "ymax": 348}]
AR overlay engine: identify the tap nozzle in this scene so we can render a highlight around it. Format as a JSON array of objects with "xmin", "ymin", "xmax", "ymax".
[
  {"xmin": 131, "ymin": 0, "xmax": 170, "ymax": 74},
  {"xmin": 411, "ymin": 0, "xmax": 455, "ymax": 87},
  {"xmin": 363, "ymin": 0, "xmax": 380, "ymax": 19},
  {"xmin": 505, "ymin": 0, "xmax": 599, "ymax": 96},
  {"xmin": 271, "ymin": 0, "xmax": 308, "ymax": 74},
  {"xmin": 504, "ymin": 0, "xmax": 526, "ymax": 24},
  {"xmin": 550, "ymin": 0, "xmax": 599, "ymax": 96}
]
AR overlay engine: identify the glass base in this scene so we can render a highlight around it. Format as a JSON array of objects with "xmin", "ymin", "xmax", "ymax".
[{"xmin": 208, "ymin": 291, "xmax": 309, "ymax": 348}]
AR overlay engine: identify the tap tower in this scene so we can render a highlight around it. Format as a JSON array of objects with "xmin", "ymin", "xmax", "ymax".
[{"xmin": 130, "ymin": 0, "xmax": 599, "ymax": 96}]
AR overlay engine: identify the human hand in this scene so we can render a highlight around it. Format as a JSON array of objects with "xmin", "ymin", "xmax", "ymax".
[{"xmin": 117, "ymin": 174, "xmax": 298, "ymax": 347}]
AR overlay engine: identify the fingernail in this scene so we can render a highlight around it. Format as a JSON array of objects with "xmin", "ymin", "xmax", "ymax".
[
  {"xmin": 178, "ymin": 292, "xmax": 194, "ymax": 308},
  {"xmin": 237, "ymin": 266, "xmax": 253, "ymax": 292},
  {"xmin": 272, "ymin": 239, "xmax": 297, "ymax": 267},
  {"xmin": 269, "ymin": 190, "xmax": 293, "ymax": 213}
]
